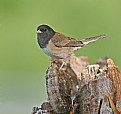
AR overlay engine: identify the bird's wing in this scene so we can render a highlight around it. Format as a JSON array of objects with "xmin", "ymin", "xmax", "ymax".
[{"xmin": 51, "ymin": 32, "xmax": 84, "ymax": 47}]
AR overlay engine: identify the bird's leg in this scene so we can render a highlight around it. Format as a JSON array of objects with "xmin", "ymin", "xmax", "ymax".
[
  {"xmin": 59, "ymin": 55, "xmax": 73, "ymax": 70},
  {"xmin": 59, "ymin": 60, "xmax": 66, "ymax": 70},
  {"xmin": 51, "ymin": 57, "xmax": 67, "ymax": 70},
  {"xmin": 104, "ymin": 93, "xmax": 120, "ymax": 114}
]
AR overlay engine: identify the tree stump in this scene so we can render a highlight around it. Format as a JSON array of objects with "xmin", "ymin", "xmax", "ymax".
[{"xmin": 31, "ymin": 56, "xmax": 121, "ymax": 114}]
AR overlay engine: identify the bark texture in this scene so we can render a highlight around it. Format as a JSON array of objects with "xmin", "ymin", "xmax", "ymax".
[{"xmin": 31, "ymin": 56, "xmax": 121, "ymax": 114}]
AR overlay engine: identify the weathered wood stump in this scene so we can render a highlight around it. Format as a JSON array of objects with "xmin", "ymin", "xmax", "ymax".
[{"xmin": 32, "ymin": 56, "xmax": 121, "ymax": 114}]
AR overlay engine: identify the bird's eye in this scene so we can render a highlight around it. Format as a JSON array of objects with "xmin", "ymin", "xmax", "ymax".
[
  {"xmin": 44, "ymin": 28, "xmax": 47, "ymax": 32},
  {"xmin": 41, "ymin": 28, "xmax": 47, "ymax": 32}
]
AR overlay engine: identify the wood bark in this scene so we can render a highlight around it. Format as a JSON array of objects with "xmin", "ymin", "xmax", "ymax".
[{"xmin": 31, "ymin": 56, "xmax": 121, "ymax": 114}]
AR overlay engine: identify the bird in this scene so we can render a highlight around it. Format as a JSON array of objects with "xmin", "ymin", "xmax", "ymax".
[
  {"xmin": 36, "ymin": 24, "xmax": 107, "ymax": 59},
  {"xmin": 36, "ymin": 25, "xmax": 108, "ymax": 113}
]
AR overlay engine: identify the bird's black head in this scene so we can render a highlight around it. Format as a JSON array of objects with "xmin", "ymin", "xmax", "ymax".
[{"xmin": 37, "ymin": 25, "xmax": 55, "ymax": 48}]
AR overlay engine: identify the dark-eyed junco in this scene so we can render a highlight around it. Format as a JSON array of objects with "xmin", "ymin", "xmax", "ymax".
[{"xmin": 37, "ymin": 25, "xmax": 107, "ymax": 59}]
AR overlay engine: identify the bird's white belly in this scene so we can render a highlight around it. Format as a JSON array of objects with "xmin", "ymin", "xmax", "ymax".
[
  {"xmin": 42, "ymin": 47, "xmax": 68, "ymax": 59},
  {"xmin": 43, "ymin": 48, "xmax": 56, "ymax": 57}
]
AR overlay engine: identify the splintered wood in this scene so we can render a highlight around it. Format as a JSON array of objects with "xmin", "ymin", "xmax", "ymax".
[{"xmin": 32, "ymin": 56, "xmax": 121, "ymax": 114}]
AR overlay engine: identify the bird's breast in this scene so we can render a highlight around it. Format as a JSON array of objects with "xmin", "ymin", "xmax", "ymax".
[
  {"xmin": 42, "ymin": 40, "xmax": 74, "ymax": 59},
  {"xmin": 42, "ymin": 47, "xmax": 58, "ymax": 58},
  {"xmin": 42, "ymin": 47, "xmax": 69, "ymax": 59}
]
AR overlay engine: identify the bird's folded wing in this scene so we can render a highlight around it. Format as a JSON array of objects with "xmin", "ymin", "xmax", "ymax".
[{"xmin": 51, "ymin": 32, "xmax": 84, "ymax": 47}]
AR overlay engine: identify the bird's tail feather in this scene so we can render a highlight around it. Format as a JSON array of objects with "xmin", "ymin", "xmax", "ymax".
[{"xmin": 81, "ymin": 35, "xmax": 108, "ymax": 45}]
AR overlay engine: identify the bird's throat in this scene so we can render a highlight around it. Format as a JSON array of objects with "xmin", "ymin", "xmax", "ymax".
[{"xmin": 37, "ymin": 32, "xmax": 55, "ymax": 48}]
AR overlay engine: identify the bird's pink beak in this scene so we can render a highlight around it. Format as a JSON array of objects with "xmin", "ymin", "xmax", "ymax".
[{"xmin": 36, "ymin": 30, "xmax": 42, "ymax": 34}]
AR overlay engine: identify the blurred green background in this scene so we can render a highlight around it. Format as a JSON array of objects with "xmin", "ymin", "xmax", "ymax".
[{"xmin": 0, "ymin": 0, "xmax": 121, "ymax": 113}]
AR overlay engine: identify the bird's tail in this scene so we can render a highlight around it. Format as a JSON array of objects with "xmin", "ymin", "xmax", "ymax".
[{"xmin": 81, "ymin": 35, "xmax": 108, "ymax": 45}]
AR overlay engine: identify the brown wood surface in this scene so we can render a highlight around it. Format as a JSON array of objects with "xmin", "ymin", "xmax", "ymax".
[{"xmin": 31, "ymin": 56, "xmax": 121, "ymax": 114}]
